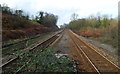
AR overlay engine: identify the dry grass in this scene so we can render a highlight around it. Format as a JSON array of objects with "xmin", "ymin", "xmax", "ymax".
[
  {"xmin": 75, "ymin": 29, "xmax": 103, "ymax": 38},
  {"xmin": 2, "ymin": 13, "xmax": 58, "ymax": 42}
]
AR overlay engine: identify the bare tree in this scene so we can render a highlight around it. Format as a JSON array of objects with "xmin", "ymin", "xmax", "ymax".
[{"xmin": 71, "ymin": 13, "xmax": 78, "ymax": 21}]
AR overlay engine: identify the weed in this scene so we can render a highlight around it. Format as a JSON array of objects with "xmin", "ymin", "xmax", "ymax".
[{"xmin": 16, "ymin": 48, "xmax": 75, "ymax": 72}]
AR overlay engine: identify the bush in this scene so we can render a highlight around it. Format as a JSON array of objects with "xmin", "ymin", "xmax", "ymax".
[{"xmin": 17, "ymin": 48, "xmax": 75, "ymax": 72}]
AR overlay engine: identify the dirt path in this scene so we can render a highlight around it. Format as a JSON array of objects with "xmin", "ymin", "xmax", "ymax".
[{"xmin": 52, "ymin": 30, "xmax": 72, "ymax": 57}]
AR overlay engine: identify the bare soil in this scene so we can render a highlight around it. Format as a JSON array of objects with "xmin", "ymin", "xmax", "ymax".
[{"xmin": 52, "ymin": 31, "xmax": 71, "ymax": 56}]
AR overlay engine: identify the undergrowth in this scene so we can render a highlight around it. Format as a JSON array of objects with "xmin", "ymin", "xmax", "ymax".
[{"xmin": 16, "ymin": 48, "xmax": 75, "ymax": 72}]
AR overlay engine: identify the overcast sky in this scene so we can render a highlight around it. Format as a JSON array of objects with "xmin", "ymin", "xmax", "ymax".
[{"xmin": 0, "ymin": 0, "xmax": 119, "ymax": 26}]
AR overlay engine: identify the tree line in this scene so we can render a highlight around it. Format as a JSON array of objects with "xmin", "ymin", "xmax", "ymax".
[
  {"xmin": 1, "ymin": 3, "xmax": 58, "ymax": 28},
  {"xmin": 68, "ymin": 13, "xmax": 116, "ymax": 30},
  {"xmin": 35, "ymin": 11, "xmax": 58, "ymax": 27}
]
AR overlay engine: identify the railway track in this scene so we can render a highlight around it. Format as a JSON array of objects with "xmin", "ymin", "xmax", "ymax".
[
  {"xmin": 2, "ymin": 31, "xmax": 61, "ymax": 57},
  {"xmin": 2, "ymin": 30, "xmax": 63, "ymax": 73},
  {"xmin": 2, "ymin": 29, "xmax": 119, "ymax": 73},
  {"xmin": 2, "ymin": 32, "xmax": 56, "ymax": 48},
  {"xmin": 68, "ymin": 30, "xmax": 120, "ymax": 73}
]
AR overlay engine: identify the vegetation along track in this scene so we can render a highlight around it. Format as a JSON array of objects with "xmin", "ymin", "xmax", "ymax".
[
  {"xmin": 68, "ymin": 30, "xmax": 120, "ymax": 73},
  {"xmin": 2, "ymin": 30, "xmax": 63, "ymax": 73},
  {"xmin": 2, "ymin": 32, "xmax": 60, "ymax": 56}
]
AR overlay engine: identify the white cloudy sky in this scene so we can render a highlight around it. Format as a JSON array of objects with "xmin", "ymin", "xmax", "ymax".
[{"xmin": 0, "ymin": 0, "xmax": 119, "ymax": 26}]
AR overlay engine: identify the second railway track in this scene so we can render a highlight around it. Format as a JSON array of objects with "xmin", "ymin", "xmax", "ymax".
[
  {"xmin": 2, "ymin": 30, "xmax": 63, "ymax": 73},
  {"xmin": 68, "ymin": 30, "xmax": 120, "ymax": 73},
  {"xmin": 2, "ymin": 29, "xmax": 119, "ymax": 73}
]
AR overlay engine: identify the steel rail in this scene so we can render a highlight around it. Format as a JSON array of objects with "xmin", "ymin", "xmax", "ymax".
[
  {"xmin": 70, "ymin": 30, "xmax": 120, "ymax": 69},
  {"xmin": 69, "ymin": 31, "xmax": 100, "ymax": 73},
  {"xmin": 2, "ymin": 31, "xmax": 61, "ymax": 48},
  {"xmin": 14, "ymin": 31, "xmax": 64, "ymax": 74},
  {"xmin": 1, "ymin": 30, "xmax": 63, "ymax": 69},
  {"xmin": 69, "ymin": 30, "xmax": 120, "ymax": 71}
]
